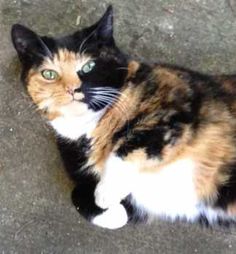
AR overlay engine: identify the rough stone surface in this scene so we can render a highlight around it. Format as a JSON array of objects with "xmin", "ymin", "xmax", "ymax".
[{"xmin": 1, "ymin": 0, "xmax": 236, "ymax": 253}]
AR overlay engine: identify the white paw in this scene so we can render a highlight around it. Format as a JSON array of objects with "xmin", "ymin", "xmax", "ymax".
[
  {"xmin": 95, "ymin": 182, "xmax": 121, "ymax": 209},
  {"xmin": 95, "ymin": 182, "xmax": 126, "ymax": 209},
  {"xmin": 92, "ymin": 204, "xmax": 128, "ymax": 229}
]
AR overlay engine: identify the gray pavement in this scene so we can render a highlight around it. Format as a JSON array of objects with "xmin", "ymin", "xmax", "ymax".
[{"xmin": 1, "ymin": 0, "xmax": 236, "ymax": 253}]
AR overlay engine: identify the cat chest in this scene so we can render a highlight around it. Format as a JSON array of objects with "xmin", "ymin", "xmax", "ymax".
[{"xmin": 50, "ymin": 110, "xmax": 104, "ymax": 140}]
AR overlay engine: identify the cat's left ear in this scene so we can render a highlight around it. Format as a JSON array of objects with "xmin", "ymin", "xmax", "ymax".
[{"xmin": 95, "ymin": 5, "xmax": 114, "ymax": 42}]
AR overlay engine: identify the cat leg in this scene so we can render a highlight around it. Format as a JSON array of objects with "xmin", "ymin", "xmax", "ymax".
[
  {"xmin": 71, "ymin": 177, "xmax": 104, "ymax": 221},
  {"xmin": 92, "ymin": 195, "xmax": 149, "ymax": 229},
  {"xmin": 95, "ymin": 154, "xmax": 136, "ymax": 209},
  {"xmin": 92, "ymin": 203, "xmax": 128, "ymax": 229},
  {"xmin": 72, "ymin": 182, "xmax": 129, "ymax": 229}
]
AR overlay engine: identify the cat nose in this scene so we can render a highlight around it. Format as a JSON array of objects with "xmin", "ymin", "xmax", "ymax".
[
  {"xmin": 67, "ymin": 87, "xmax": 81, "ymax": 95},
  {"xmin": 67, "ymin": 88, "xmax": 74, "ymax": 95}
]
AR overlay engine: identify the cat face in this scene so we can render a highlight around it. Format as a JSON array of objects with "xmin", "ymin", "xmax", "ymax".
[{"xmin": 11, "ymin": 6, "xmax": 128, "ymax": 120}]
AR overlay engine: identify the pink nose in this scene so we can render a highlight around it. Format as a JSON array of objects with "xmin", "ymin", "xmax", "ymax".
[
  {"xmin": 67, "ymin": 87, "xmax": 82, "ymax": 95},
  {"xmin": 67, "ymin": 88, "xmax": 74, "ymax": 95}
]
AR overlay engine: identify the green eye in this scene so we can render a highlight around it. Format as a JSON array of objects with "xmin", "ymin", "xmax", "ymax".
[
  {"xmin": 41, "ymin": 69, "xmax": 59, "ymax": 80},
  {"xmin": 81, "ymin": 60, "xmax": 96, "ymax": 74}
]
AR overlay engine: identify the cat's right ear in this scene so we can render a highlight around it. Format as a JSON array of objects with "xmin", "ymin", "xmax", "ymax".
[{"xmin": 11, "ymin": 24, "xmax": 52, "ymax": 63}]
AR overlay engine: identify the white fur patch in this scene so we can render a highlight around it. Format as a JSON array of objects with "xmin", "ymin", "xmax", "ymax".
[
  {"xmin": 92, "ymin": 204, "xmax": 128, "ymax": 229},
  {"xmin": 95, "ymin": 154, "xmax": 137, "ymax": 209},
  {"xmin": 95, "ymin": 155, "xmax": 205, "ymax": 221},
  {"xmin": 50, "ymin": 108, "xmax": 105, "ymax": 140},
  {"xmin": 95, "ymin": 155, "xmax": 232, "ymax": 224},
  {"xmin": 132, "ymin": 158, "xmax": 200, "ymax": 221}
]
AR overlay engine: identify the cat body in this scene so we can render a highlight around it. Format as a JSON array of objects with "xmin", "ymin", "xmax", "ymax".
[{"xmin": 11, "ymin": 6, "xmax": 236, "ymax": 229}]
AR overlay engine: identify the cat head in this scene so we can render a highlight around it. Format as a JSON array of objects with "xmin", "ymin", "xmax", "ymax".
[{"xmin": 11, "ymin": 6, "xmax": 128, "ymax": 120}]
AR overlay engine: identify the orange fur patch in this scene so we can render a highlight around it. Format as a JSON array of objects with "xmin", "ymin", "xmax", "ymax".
[
  {"xmin": 216, "ymin": 76, "xmax": 236, "ymax": 95},
  {"xmin": 27, "ymin": 49, "xmax": 91, "ymax": 120},
  {"xmin": 88, "ymin": 84, "xmax": 143, "ymax": 172},
  {"xmin": 125, "ymin": 148, "xmax": 162, "ymax": 172},
  {"xmin": 227, "ymin": 202, "xmax": 236, "ymax": 216},
  {"xmin": 127, "ymin": 60, "xmax": 140, "ymax": 79}
]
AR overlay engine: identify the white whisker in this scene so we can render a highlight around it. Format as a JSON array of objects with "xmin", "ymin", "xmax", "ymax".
[
  {"xmin": 90, "ymin": 88, "xmax": 129, "ymax": 102},
  {"xmin": 91, "ymin": 87, "xmax": 119, "ymax": 91},
  {"xmin": 89, "ymin": 91, "xmax": 120, "ymax": 97},
  {"xmin": 94, "ymin": 96, "xmax": 116, "ymax": 105},
  {"xmin": 91, "ymin": 98, "xmax": 114, "ymax": 112},
  {"xmin": 95, "ymin": 95, "xmax": 128, "ymax": 120},
  {"xmin": 93, "ymin": 93, "xmax": 118, "ymax": 100},
  {"xmin": 86, "ymin": 86, "xmax": 130, "ymax": 124},
  {"xmin": 116, "ymin": 67, "xmax": 129, "ymax": 70},
  {"xmin": 89, "ymin": 100, "xmax": 98, "ymax": 111}
]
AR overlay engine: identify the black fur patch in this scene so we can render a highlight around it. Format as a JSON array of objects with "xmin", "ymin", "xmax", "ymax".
[
  {"xmin": 121, "ymin": 195, "xmax": 148, "ymax": 223},
  {"xmin": 71, "ymin": 176, "xmax": 104, "ymax": 221},
  {"xmin": 214, "ymin": 163, "xmax": 236, "ymax": 210},
  {"xmin": 127, "ymin": 63, "xmax": 153, "ymax": 85},
  {"xmin": 56, "ymin": 135, "xmax": 91, "ymax": 181}
]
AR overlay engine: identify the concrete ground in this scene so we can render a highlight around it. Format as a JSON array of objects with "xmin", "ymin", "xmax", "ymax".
[{"xmin": 1, "ymin": 0, "xmax": 236, "ymax": 253}]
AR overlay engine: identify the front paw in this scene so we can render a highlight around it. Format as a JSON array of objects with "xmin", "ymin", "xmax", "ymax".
[{"xmin": 95, "ymin": 182, "xmax": 125, "ymax": 209}]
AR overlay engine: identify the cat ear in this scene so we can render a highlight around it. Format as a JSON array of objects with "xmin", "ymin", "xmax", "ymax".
[
  {"xmin": 11, "ymin": 24, "xmax": 52, "ymax": 62},
  {"xmin": 95, "ymin": 5, "xmax": 114, "ymax": 41}
]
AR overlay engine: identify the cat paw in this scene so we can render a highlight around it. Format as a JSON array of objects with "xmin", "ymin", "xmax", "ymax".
[
  {"xmin": 92, "ymin": 203, "xmax": 128, "ymax": 229},
  {"xmin": 95, "ymin": 182, "xmax": 124, "ymax": 209}
]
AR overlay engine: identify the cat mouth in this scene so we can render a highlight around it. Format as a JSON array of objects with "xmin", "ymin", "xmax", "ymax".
[
  {"xmin": 72, "ymin": 93, "xmax": 85, "ymax": 103},
  {"xmin": 72, "ymin": 98, "xmax": 81, "ymax": 102},
  {"xmin": 65, "ymin": 94, "xmax": 83, "ymax": 104}
]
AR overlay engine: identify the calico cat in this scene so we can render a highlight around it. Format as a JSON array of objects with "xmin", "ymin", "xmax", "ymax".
[{"xmin": 11, "ymin": 5, "xmax": 236, "ymax": 229}]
